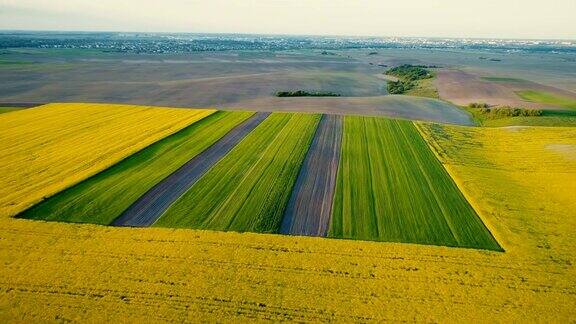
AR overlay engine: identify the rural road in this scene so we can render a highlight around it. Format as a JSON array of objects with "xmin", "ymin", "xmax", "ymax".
[
  {"xmin": 111, "ymin": 112, "xmax": 271, "ymax": 227},
  {"xmin": 280, "ymin": 114, "xmax": 343, "ymax": 236}
]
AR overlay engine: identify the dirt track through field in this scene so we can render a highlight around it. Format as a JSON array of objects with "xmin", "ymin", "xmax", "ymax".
[
  {"xmin": 280, "ymin": 114, "xmax": 342, "ymax": 236},
  {"xmin": 111, "ymin": 112, "xmax": 270, "ymax": 227}
]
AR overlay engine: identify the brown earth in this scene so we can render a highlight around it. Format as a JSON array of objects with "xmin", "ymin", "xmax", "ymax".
[
  {"xmin": 492, "ymin": 78, "xmax": 576, "ymax": 100},
  {"xmin": 224, "ymin": 95, "xmax": 474, "ymax": 125},
  {"xmin": 280, "ymin": 114, "xmax": 342, "ymax": 236},
  {"xmin": 435, "ymin": 69, "xmax": 538, "ymax": 107}
]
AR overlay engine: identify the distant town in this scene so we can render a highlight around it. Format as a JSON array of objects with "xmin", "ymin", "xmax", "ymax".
[{"xmin": 1, "ymin": 31, "xmax": 575, "ymax": 54}]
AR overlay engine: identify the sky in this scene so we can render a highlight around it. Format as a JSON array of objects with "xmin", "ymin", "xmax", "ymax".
[{"xmin": 0, "ymin": 0, "xmax": 575, "ymax": 40}]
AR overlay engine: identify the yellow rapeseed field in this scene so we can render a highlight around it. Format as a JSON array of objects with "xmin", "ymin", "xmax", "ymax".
[
  {"xmin": 0, "ymin": 105, "xmax": 574, "ymax": 321},
  {"xmin": 417, "ymin": 124, "xmax": 576, "ymax": 256},
  {"xmin": 0, "ymin": 103, "xmax": 214, "ymax": 218}
]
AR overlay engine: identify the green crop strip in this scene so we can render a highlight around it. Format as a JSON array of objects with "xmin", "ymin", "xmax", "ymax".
[
  {"xmin": 330, "ymin": 116, "xmax": 501, "ymax": 250},
  {"xmin": 20, "ymin": 111, "xmax": 253, "ymax": 224},
  {"xmin": 516, "ymin": 90, "xmax": 576, "ymax": 110},
  {"xmin": 0, "ymin": 107, "xmax": 25, "ymax": 114},
  {"xmin": 156, "ymin": 113, "xmax": 320, "ymax": 233}
]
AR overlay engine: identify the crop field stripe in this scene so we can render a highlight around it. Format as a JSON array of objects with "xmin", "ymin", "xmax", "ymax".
[
  {"xmin": 155, "ymin": 113, "xmax": 320, "ymax": 233},
  {"xmin": 280, "ymin": 114, "xmax": 343, "ymax": 236},
  {"xmin": 17, "ymin": 110, "xmax": 253, "ymax": 224},
  {"xmin": 112, "ymin": 112, "xmax": 270, "ymax": 227},
  {"xmin": 330, "ymin": 116, "xmax": 501, "ymax": 250}
]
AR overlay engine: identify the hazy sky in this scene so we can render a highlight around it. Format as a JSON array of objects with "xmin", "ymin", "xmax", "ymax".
[{"xmin": 1, "ymin": 0, "xmax": 575, "ymax": 39}]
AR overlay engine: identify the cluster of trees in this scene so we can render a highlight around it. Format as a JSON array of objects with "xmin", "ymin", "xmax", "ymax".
[
  {"xmin": 385, "ymin": 64, "xmax": 433, "ymax": 94},
  {"xmin": 275, "ymin": 90, "xmax": 341, "ymax": 97},
  {"xmin": 387, "ymin": 81, "xmax": 413, "ymax": 94},
  {"xmin": 470, "ymin": 105, "xmax": 543, "ymax": 119},
  {"xmin": 387, "ymin": 64, "xmax": 433, "ymax": 81},
  {"xmin": 468, "ymin": 102, "xmax": 490, "ymax": 108}
]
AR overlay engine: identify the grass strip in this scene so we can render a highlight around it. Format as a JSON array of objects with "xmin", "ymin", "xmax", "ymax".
[{"xmin": 516, "ymin": 90, "xmax": 576, "ymax": 110}]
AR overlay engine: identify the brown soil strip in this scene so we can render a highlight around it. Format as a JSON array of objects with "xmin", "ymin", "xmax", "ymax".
[
  {"xmin": 111, "ymin": 112, "xmax": 270, "ymax": 227},
  {"xmin": 280, "ymin": 114, "xmax": 343, "ymax": 236}
]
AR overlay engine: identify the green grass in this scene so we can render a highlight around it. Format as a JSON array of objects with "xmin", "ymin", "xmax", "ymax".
[
  {"xmin": 0, "ymin": 107, "xmax": 25, "ymax": 114},
  {"xmin": 404, "ymin": 77, "xmax": 439, "ymax": 99},
  {"xmin": 516, "ymin": 90, "xmax": 576, "ymax": 110},
  {"xmin": 330, "ymin": 116, "xmax": 501, "ymax": 250},
  {"xmin": 19, "ymin": 111, "xmax": 254, "ymax": 224},
  {"xmin": 155, "ymin": 113, "xmax": 320, "ymax": 233}
]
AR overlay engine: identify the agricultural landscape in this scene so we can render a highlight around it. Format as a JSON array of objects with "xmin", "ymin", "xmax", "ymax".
[{"xmin": 0, "ymin": 30, "xmax": 575, "ymax": 322}]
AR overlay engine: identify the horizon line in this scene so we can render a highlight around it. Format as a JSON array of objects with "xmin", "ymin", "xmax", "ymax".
[{"xmin": 1, "ymin": 29, "xmax": 575, "ymax": 42}]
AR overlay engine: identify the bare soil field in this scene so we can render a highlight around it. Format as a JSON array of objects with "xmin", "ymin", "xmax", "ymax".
[
  {"xmin": 485, "ymin": 77, "xmax": 576, "ymax": 100},
  {"xmin": 435, "ymin": 69, "xmax": 540, "ymax": 107},
  {"xmin": 343, "ymin": 48, "xmax": 576, "ymax": 93},
  {"xmin": 0, "ymin": 50, "xmax": 385, "ymax": 107},
  {"xmin": 225, "ymin": 95, "xmax": 473, "ymax": 125},
  {"xmin": 112, "ymin": 112, "xmax": 270, "ymax": 227},
  {"xmin": 280, "ymin": 114, "xmax": 342, "ymax": 236}
]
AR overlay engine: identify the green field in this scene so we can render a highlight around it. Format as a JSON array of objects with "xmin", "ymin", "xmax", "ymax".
[
  {"xmin": 330, "ymin": 116, "xmax": 501, "ymax": 250},
  {"xmin": 0, "ymin": 107, "xmax": 25, "ymax": 114},
  {"xmin": 155, "ymin": 113, "xmax": 320, "ymax": 232},
  {"xmin": 516, "ymin": 90, "xmax": 576, "ymax": 110},
  {"xmin": 19, "ymin": 111, "xmax": 253, "ymax": 224},
  {"xmin": 16, "ymin": 107, "xmax": 498, "ymax": 248}
]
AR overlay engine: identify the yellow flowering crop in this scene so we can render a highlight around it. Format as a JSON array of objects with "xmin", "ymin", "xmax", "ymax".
[{"xmin": 0, "ymin": 103, "xmax": 214, "ymax": 218}]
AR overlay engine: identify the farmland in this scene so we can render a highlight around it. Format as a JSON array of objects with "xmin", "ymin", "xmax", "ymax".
[
  {"xmin": 330, "ymin": 116, "xmax": 500, "ymax": 250},
  {"xmin": 10, "ymin": 106, "xmax": 487, "ymax": 244},
  {"xmin": 469, "ymin": 109, "xmax": 576, "ymax": 127},
  {"xmin": 516, "ymin": 90, "xmax": 576, "ymax": 110},
  {"xmin": 417, "ymin": 123, "xmax": 576, "ymax": 258},
  {"xmin": 281, "ymin": 114, "xmax": 342, "ymax": 236},
  {"xmin": 434, "ymin": 69, "xmax": 532, "ymax": 107},
  {"xmin": 0, "ymin": 102, "xmax": 575, "ymax": 321},
  {"xmin": 18, "ymin": 111, "xmax": 254, "ymax": 225},
  {"xmin": 112, "ymin": 112, "xmax": 269, "ymax": 227},
  {"xmin": 1, "ymin": 120, "xmax": 575, "ymax": 321},
  {"xmin": 0, "ymin": 103, "xmax": 214, "ymax": 218},
  {"xmin": 1, "ymin": 27, "xmax": 576, "ymax": 322},
  {"xmin": 226, "ymin": 95, "xmax": 473, "ymax": 125},
  {"xmin": 155, "ymin": 113, "xmax": 320, "ymax": 232}
]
